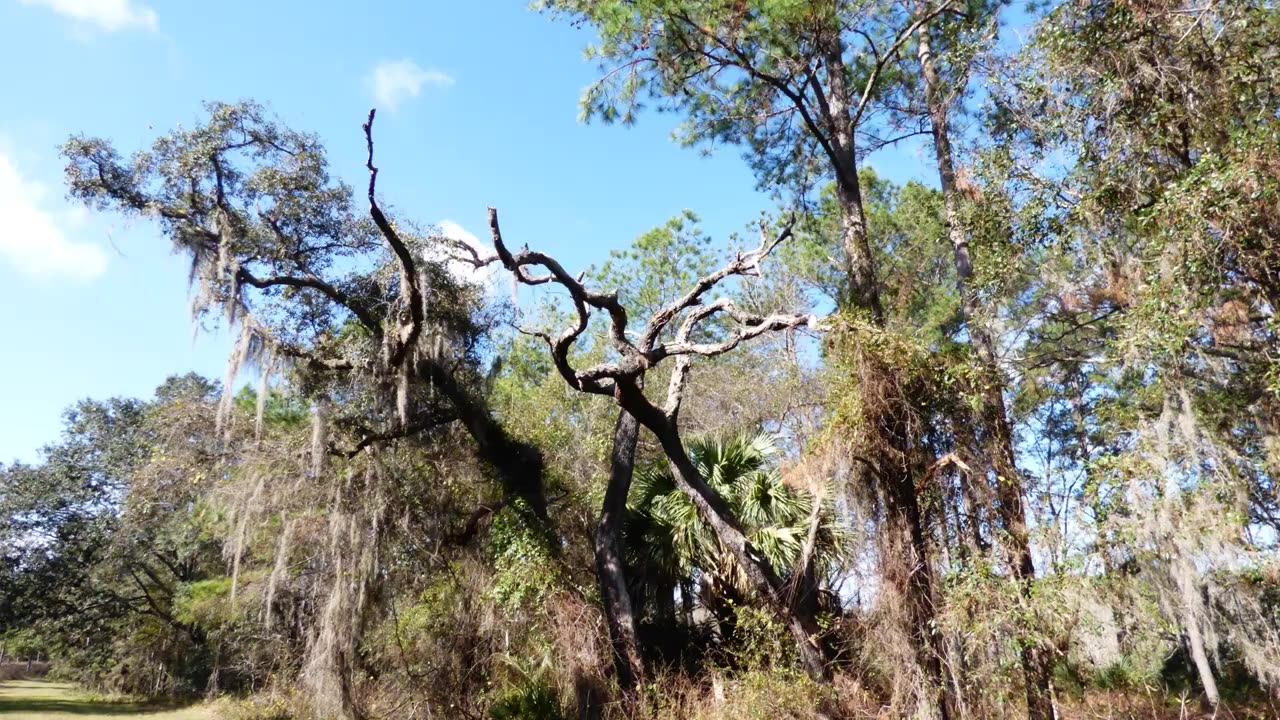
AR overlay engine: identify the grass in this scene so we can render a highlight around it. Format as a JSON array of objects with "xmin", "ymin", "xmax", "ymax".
[{"xmin": 0, "ymin": 680, "xmax": 213, "ymax": 719}]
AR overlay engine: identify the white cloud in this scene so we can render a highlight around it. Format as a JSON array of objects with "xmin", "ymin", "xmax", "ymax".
[
  {"xmin": 0, "ymin": 150, "xmax": 108, "ymax": 281},
  {"xmin": 435, "ymin": 220, "xmax": 498, "ymax": 285},
  {"xmin": 19, "ymin": 0, "xmax": 158, "ymax": 32},
  {"xmin": 367, "ymin": 59, "xmax": 453, "ymax": 111}
]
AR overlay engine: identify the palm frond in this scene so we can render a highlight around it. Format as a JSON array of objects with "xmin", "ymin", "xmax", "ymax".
[{"xmin": 622, "ymin": 431, "xmax": 845, "ymax": 609}]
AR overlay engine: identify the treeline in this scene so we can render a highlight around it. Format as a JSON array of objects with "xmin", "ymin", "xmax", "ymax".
[{"xmin": 2, "ymin": 0, "xmax": 1279, "ymax": 718}]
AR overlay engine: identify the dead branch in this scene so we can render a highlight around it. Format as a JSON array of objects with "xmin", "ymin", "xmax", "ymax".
[
  {"xmin": 477, "ymin": 208, "xmax": 817, "ymax": 419},
  {"xmin": 364, "ymin": 108, "xmax": 424, "ymax": 368}
]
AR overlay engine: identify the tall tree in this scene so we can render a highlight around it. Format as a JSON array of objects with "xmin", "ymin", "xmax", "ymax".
[
  {"xmin": 61, "ymin": 103, "xmax": 549, "ymax": 720},
  {"xmin": 588, "ymin": 213, "xmax": 717, "ymax": 691},
  {"xmin": 989, "ymin": 0, "xmax": 1280, "ymax": 708},
  {"xmin": 460, "ymin": 208, "xmax": 831, "ymax": 678},
  {"xmin": 907, "ymin": 2, "xmax": 1058, "ymax": 715},
  {"xmin": 543, "ymin": 2, "xmax": 960, "ymax": 713},
  {"xmin": 0, "ymin": 376, "xmax": 228, "ymax": 694}
]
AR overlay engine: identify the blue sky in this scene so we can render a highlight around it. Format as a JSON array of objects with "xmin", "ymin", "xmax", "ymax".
[{"xmin": 0, "ymin": 0, "xmax": 954, "ymax": 463}]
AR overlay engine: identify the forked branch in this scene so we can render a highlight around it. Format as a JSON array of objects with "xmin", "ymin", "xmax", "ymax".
[{"xmin": 476, "ymin": 208, "xmax": 818, "ymax": 422}]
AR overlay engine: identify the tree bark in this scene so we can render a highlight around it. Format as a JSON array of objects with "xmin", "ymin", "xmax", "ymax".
[
  {"xmin": 835, "ymin": 179, "xmax": 885, "ymax": 324},
  {"xmin": 420, "ymin": 359, "xmax": 548, "ymax": 523},
  {"xmin": 882, "ymin": 450, "xmax": 952, "ymax": 720},
  {"xmin": 824, "ymin": 45, "xmax": 886, "ymax": 324},
  {"xmin": 826, "ymin": 37, "xmax": 949, "ymax": 716},
  {"xmin": 595, "ymin": 409, "xmax": 646, "ymax": 693},
  {"xmin": 1185, "ymin": 615, "xmax": 1221, "ymax": 709},
  {"xmin": 916, "ymin": 20, "xmax": 1056, "ymax": 720}
]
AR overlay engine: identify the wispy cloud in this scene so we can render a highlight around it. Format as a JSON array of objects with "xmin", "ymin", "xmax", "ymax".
[
  {"xmin": 19, "ymin": 0, "xmax": 158, "ymax": 32},
  {"xmin": 0, "ymin": 150, "xmax": 108, "ymax": 281},
  {"xmin": 436, "ymin": 220, "xmax": 498, "ymax": 286},
  {"xmin": 366, "ymin": 59, "xmax": 453, "ymax": 111}
]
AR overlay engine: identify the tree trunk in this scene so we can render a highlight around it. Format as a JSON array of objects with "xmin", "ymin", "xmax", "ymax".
[
  {"xmin": 595, "ymin": 409, "xmax": 646, "ymax": 694},
  {"xmin": 205, "ymin": 642, "xmax": 222, "ymax": 700},
  {"xmin": 882, "ymin": 453, "xmax": 952, "ymax": 720},
  {"xmin": 835, "ymin": 178, "xmax": 885, "ymax": 324},
  {"xmin": 989, "ymin": 384, "xmax": 1057, "ymax": 720},
  {"xmin": 1185, "ymin": 617, "xmax": 1221, "ymax": 709},
  {"xmin": 821, "ymin": 72, "xmax": 951, "ymax": 720},
  {"xmin": 916, "ymin": 21, "xmax": 1055, "ymax": 720},
  {"xmin": 823, "ymin": 37, "xmax": 952, "ymax": 715},
  {"xmin": 824, "ymin": 43, "xmax": 885, "ymax": 324},
  {"xmin": 954, "ymin": 421, "xmax": 990, "ymax": 556}
]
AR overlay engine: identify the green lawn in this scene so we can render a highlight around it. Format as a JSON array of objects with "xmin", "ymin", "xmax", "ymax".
[{"xmin": 0, "ymin": 680, "xmax": 213, "ymax": 719}]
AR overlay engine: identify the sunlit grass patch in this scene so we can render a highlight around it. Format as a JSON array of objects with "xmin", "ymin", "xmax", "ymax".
[{"xmin": 0, "ymin": 680, "xmax": 213, "ymax": 720}]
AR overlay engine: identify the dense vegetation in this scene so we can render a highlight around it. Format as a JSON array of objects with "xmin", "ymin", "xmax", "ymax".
[{"xmin": 3, "ymin": 0, "xmax": 1279, "ymax": 718}]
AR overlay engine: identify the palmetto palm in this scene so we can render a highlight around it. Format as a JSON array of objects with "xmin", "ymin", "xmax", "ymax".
[{"xmin": 623, "ymin": 433, "xmax": 840, "ymax": 628}]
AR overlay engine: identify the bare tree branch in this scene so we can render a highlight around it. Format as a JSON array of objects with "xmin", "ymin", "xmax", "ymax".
[
  {"xmin": 364, "ymin": 108, "xmax": 423, "ymax": 368},
  {"xmin": 640, "ymin": 216, "xmax": 797, "ymax": 349},
  {"xmin": 652, "ymin": 302, "xmax": 817, "ymax": 362},
  {"xmin": 486, "ymin": 207, "xmax": 636, "ymax": 393},
  {"xmin": 436, "ymin": 233, "xmax": 499, "ymax": 268},
  {"xmin": 479, "ymin": 208, "xmax": 818, "ymax": 411}
]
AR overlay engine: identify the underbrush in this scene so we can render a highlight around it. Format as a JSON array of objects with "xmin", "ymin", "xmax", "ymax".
[
  {"xmin": 215, "ymin": 692, "xmax": 296, "ymax": 720},
  {"xmin": 204, "ymin": 673, "xmax": 1280, "ymax": 720},
  {"xmin": 638, "ymin": 670, "xmax": 881, "ymax": 720},
  {"xmin": 1056, "ymin": 691, "xmax": 1280, "ymax": 719},
  {"xmin": 0, "ymin": 662, "xmax": 49, "ymax": 681}
]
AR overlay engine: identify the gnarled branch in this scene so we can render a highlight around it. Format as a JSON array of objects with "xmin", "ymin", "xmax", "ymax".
[{"xmin": 364, "ymin": 108, "xmax": 424, "ymax": 368}]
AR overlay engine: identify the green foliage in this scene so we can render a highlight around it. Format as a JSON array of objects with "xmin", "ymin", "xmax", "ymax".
[
  {"xmin": 823, "ymin": 314, "xmax": 989, "ymax": 454},
  {"xmin": 1, "ymin": 629, "xmax": 44, "ymax": 661},
  {"xmin": 727, "ymin": 605, "xmax": 796, "ymax": 672},
  {"xmin": 541, "ymin": 0, "xmax": 925, "ymax": 196},
  {"xmin": 591, "ymin": 210, "xmax": 718, "ymax": 319},
  {"xmin": 781, "ymin": 169, "xmax": 959, "ymax": 335},
  {"xmin": 232, "ymin": 387, "xmax": 308, "ymax": 429},
  {"xmin": 172, "ymin": 577, "xmax": 236, "ymax": 629},
  {"xmin": 1091, "ymin": 654, "xmax": 1163, "ymax": 692},
  {"xmin": 489, "ymin": 501, "xmax": 562, "ymax": 612},
  {"xmin": 627, "ymin": 433, "xmax": 834, "ymax": 596},
  {"xmin": 488, "ymin": 681, "xmax": 565, "ymax": 720},
  {"xmin": 0, "ymin": 374, "xmax": 249, "ymax": 697}
]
